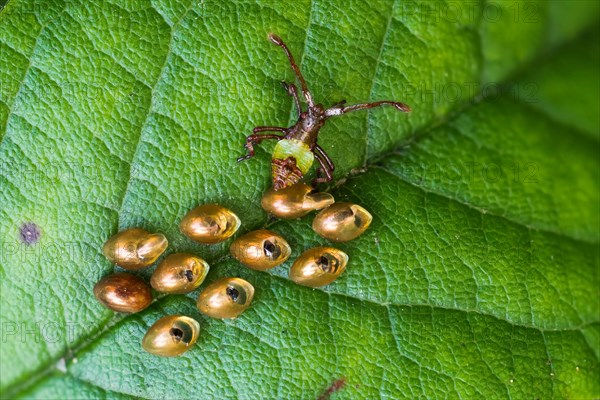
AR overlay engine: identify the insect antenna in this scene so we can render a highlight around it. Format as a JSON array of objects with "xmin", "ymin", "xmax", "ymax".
[{"xmin": 268, "ymin": 33, "xmax": 315, "ymax": 107}]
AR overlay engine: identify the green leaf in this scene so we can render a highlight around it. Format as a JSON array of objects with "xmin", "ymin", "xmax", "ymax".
[{"xmin": 1, "ymin": 0, "xmax": 598, "ymax": 398}]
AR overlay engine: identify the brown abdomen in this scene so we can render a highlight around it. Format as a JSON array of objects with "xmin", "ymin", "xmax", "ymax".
[{"xmin": 272, "ymin": 157, "xmax": 303, "ymax": 190}]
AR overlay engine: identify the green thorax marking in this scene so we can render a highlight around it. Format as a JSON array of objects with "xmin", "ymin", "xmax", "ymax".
[{"xmin": 272, "ymin": 139, "xmax": 314, "ymax": 174}]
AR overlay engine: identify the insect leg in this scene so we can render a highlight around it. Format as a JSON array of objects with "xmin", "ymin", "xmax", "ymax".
[
  {"xmin": 312, "ymin": 146, "xmax": 334, "ymax": 186},
  {"xmin": 312, "ymin": 165, "xmax": 333, "ymax": 186},
  {"xmin": 268, "ymin": 33, "xmax": 315, "ymax": 107},
  {"xmin": 237, "ymin": 127, "xmax": 286, "ymax": 162},
  {"xmin": 314, "ymin": 144, "xmax": 335, "ymax": 172},
  {"xmin": 253, "ymin": 126, "xmax": 287, "ymax": 134},
  {"xmin": 324, "ymin": 100, "xmax": 411, "ymax": 117},
  {"xmin": 281, "ymin": 81, "xmax": 302, "ymax": 116},
  {"xmin": 330, "ymin": 99, "xmax": 347, "ymax": 108}
]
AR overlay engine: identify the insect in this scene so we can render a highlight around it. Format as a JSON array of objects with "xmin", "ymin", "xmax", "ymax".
[
  {"xmin": 150, "ymin": 253, "xmax": 210, "ymax": 294},
  {"xmin": 230, "ymin": 229, "xmax": 291, "ymax": 271},
  {"xmin": 196, "ymin": 277, "xmax": 255, "ymax": 319},
  {"xmin": 94, "ymin": 272, "xmax": 153, "ymax": 313},
  {"xmin": 289, "ymin": 247, "xmax": 349, "ymax": 288},
  {"xmin": 238, "ymin": 33, "xmax": 411, "ymax": 190},
  {"xmin": 102, "ymin": 228, "xmax": 168, "ymax": 270},
  {"xmin": 142, "ymin": 315, "xmax": 201, "ymax": 357},
  {"xmin": 180, "ymin": 204, "xmax": 241, "ymax": 244},
  {"xmin": 312, "ymin": 202, "xmax": 372, "ymax": 242},
  {"xmin": 260, "ymin": 182, "xmax": 334, "ymax": 219}
]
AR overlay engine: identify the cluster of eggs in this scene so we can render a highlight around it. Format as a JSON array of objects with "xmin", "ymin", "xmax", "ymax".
[{"xmin": 93, "ymin": 183, "xmax": 371, "ymax": 357}]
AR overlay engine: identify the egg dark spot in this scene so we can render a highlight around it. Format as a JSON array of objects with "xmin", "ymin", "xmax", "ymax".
[
  {"xmin": 263, "ymin": 240, "xmax": 281, "ymax": 259},
  {"xmin": 317, "ymin": 254, "xmax": 339, "ymax": 274},
  {"xmin": 354, "ymin": 214, "xmax": 363, "ymax": 227},
  {"xmin": 226, "ymin": 286, "xmax": 239, "ymax": 302},
  {"xmin": 317, "ymin": 255, "xmax": 330, "ymax": 271},
  {"xmin": 170, "ymin": 327, "xmax": 184, "ymax": 342},
  {"xmin": 184, "ymin": 270, "xmax": 194, "ymax": 282}
]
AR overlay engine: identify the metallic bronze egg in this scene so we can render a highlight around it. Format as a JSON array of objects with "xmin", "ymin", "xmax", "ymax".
[
  {"xmin": 197, "ymin": 277, "xmax": 254, "ymax": 319},
  {"xmin": 180, "ymin": 204, "xmax": 240, "ymax": 244},
  {"xmin": 289, "ymin": 247, "xmax": 348, "ymax": 287},
  {"xmin": 312, "ymin": 202, "xmax": 372, "ymax": 242},
  {"xmin": 102, "ymin": 228, "xmax": 168, "ymax": 270},
  {"xmin": 142, "ymin": 315, "xmax": 200, "ymax": 357},
  {"xmin": 261, "ymin": 183, "xmax": 334, "ymax": 219},
  {"xmin": 93, "ymin": 272, "xmax": 153, "ymax": 313},
  {"xmin": 230, "ymin": 230, "xmax": 291, "ymax": 271},
  {"xmin": 150, "ymin": 253, "xmax": 210, "ymax": 294}
]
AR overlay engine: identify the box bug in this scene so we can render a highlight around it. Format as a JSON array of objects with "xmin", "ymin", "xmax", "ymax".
[{"xmin": 238, "ymin": 34, "xmax": 411, "ymax": 190}]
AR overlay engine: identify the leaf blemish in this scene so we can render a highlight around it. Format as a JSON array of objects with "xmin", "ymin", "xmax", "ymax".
[
  {"xmin": 317, "ymin": 377, "xmax": 346, "ymax": 400},
  {"xmin": 19, "ymin": 222, "xmax": 41, "ymax": 245}
]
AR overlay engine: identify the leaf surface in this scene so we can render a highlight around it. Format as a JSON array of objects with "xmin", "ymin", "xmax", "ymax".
[{"xmin": 1, "ymin": 1, "xmax": 598, "ymax": 398}]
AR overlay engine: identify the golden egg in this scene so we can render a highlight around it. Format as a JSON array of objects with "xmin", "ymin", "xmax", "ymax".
[
  {"xmin": 312, "ymin": 202, "xmax": 372, "ymax": 242},
  {"xmin": 142, "ymin": 315, "xmax": 200, "ymax": 357},
  {"xmin": 150, "ymin": 253, "xmax": 210, "ymax": 294},
  {"xmin": 102, "ymin": 228, "xmax": 168, "ymax": 270},
  {"xmin": 289, "ymin": 247, "xmax": 348, "ymax": 287},
  {"xmin": 93, "ymin": 272, "xmax": 153, "ymax": 313},
  {"xmin": 180, "ymin": 204, "xmax": 241, "ymax": 244},
  {"xmin": 230, "ymin": 230, "xmax": 291, "ymax": 271},
  {"xmin": 261, "ymin": 183, "xmax": 334, "ymax": 219},
  {"xmin": 197, "ymin": 277, "xmax": 254, "ymax": 319}
]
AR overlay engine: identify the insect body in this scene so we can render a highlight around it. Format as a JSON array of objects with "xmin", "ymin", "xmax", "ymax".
[
  {"xmin": 271, "ymin": 138, "xmax": 314, "ymax": 190},
  {"xmin": 142, "ymin": 315, "xmax": 200, "ymax": 357},
  {"xmin": 289, "ymin": 246, "xmax": 349, "ymax": 287},
  {"xmin": 197, "ymin": 277, "xmax": 255, "ymax": 319},
  {"xmin": 238, "ymin": 33, "xmax": 411, "ymax": 190}
]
